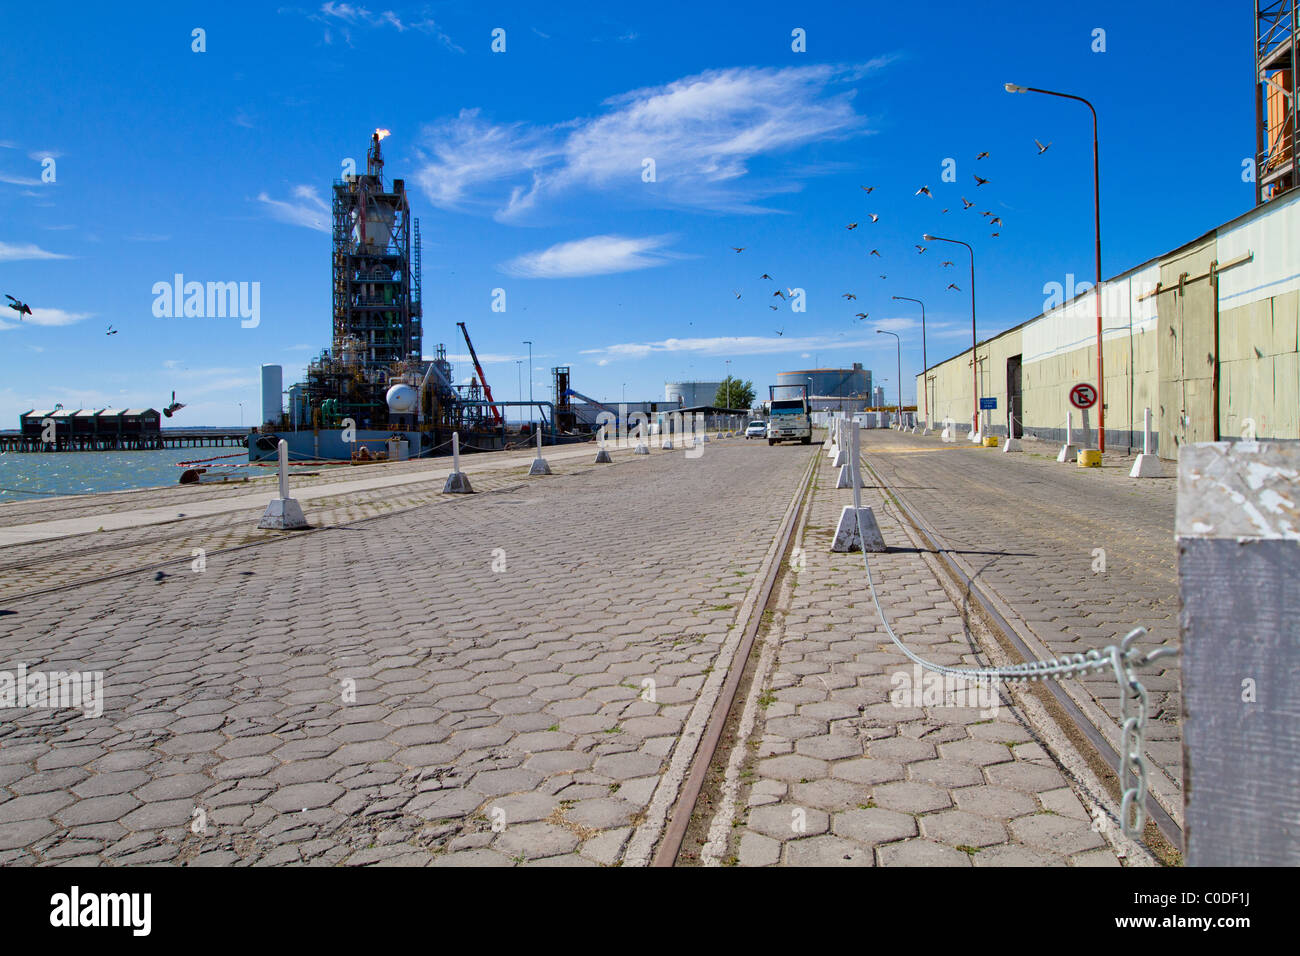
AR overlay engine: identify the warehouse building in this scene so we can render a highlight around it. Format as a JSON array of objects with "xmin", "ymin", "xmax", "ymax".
[{"xmin": 917, "ymin": 188, "xmax": 1299, "ymax": 458}]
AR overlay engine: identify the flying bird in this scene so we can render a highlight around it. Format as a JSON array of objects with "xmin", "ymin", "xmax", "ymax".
[
  {"xmin": 974, "ymin": 175, "xmax": 990, "ymax": 186},
  {"xmin": 941, "ymin": 208, "xmax": 949, "ymax": 214},
  {"xmin": 982, "ymin": 211, "xmax": 993, "ymax": 217},
  {"xmin": 990, "ymin": 217, "xmax": 1003, "ymax": 227},
  {"xmin": 942, "ymin": 260, "xmax": 955, "ymax": 268},
  {"xmin": 5, "ymin": 295, "xmax": 32, "ymax": 318},
  {"xmin": 869, "ymin": 249, "xmax": 881, "ymax": 257},
  {"xmin": 916, "ymin": 185, "xmax": 933, "ymax": 197},
  {"xmin": 731, "ymin": 247, "xmax": 746, "ymax": 253},
  {"xmin": 879, "ymin": 274, "xmax": 887, "ymax": 280},
  {"xmin": 976, "ymin": 151, "xmax": 990, "ymax": 160},
  {"xmin": 769, "ymin": 305, "xmax": 779, "ymax": 310},
  {"xmin": 915, "ymin": 245, "xmax": 927, "ymax": 254},
  {"xmin": 773, "ymin": 289, "xmax": 785, "ymax": 299},
  {"xmin": 947, "ymin": 283, "xmax": 962, "ymax": 291},
  {"xmin": 759, "ymin": 273, "xmax": 772, "ymax": 280},
  {"xmin": 991, "ymin": 232, "xmax": 1001, "ymax": 238},
  {"xmin": 860, "ymin": 185, "xmax": 875, "ymax": 193},
  {"xmin": 733, "ymin": 291, "xmax": 742, "ymax": 299},
  {"xmin": 869, "ymin": 213, "xmax": 880, "ymax": 223},
  {"xmin": 1035, "ymin": 139, "xmax": 1052, "ymax": 154},
  {"xmin": 106, "ymin": 325, "xmax": 118, "ymax": 336},
  {"xmin": 163, "ymin": 391, "xmax": 186, "ymax": 418},
  {"xmin": 855, "ymin": 312, "xmax": 868, "ymax": 319},
  {"xmin": 775, "ymin": 328, "xmax": 784, "ymax": 336},
  {"xmin": 961, "ymin": 197, "xmax": 974, "ymax": 209},
  {"xmin": 846, "ymin": 222, "xmax": 858, "ymax": 230},
  {"xmin": 842, "ymin": 293, "xmax": 857, "ymax": 300}
]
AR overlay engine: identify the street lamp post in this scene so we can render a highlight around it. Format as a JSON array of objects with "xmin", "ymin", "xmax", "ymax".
[
  {"xmin": 923, "ymin": 234, "xmax": 978, "ymax": 437},
  {"xmin": 516, "ymin": 360, "xmax": 523, "ymax": 423},
  {"xmin": 1006, "ymin": 82, "xmax": 1104, "ymax": 453},
  {"xmin": 523, "ymin": 340, "xmax": 533, "ymax": 422},
  {"xmin": 892, "ymin": 295, "xmax": 927, "ymax": 428},
  {"xmin": 876, "ymin": 330, "xmax": 902, "ymax": 427}
]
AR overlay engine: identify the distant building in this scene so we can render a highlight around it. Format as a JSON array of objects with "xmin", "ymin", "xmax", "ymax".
[
  {"xmin": 777, "ymin": 363, "xmax": 872, "ymax": 400},
  {"xmin": 664, "ymin": 381, "xmax": 724, "ymax": 406},
  {"xmin": 873, "ymin": 386, "xmax": 885, "ymax": 407}
]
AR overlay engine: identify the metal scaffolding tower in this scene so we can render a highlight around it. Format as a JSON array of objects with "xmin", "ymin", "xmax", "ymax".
[
  {"xmin": 332, "ymin": 129, "xmax": 423, "ymax": 366},
  {"xmin": 1256, "ymin": 1, "xmax": 1298, "ymax": 202}
]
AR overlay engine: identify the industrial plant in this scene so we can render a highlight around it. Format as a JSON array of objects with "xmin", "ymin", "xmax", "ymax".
[{"xmin": 254, "ymin": 131, "xmax": 565, "ymax": 462}]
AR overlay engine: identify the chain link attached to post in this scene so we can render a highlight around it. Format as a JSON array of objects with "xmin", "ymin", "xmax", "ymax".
[{"xmin": 851, "ymin": 507, "xmax": 1178, "ymax": 844}]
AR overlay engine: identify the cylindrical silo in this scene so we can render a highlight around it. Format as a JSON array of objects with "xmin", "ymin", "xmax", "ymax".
[{"xmin": 261, "ymin": 364, "xmax": 283, "ymax": 427}]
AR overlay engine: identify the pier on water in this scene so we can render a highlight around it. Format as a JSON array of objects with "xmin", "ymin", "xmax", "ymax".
[{"xmin": 0, "ymin": 429, "xmax": 250, "ymax": 453}]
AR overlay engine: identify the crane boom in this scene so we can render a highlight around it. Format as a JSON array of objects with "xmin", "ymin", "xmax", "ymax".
[{"xmin": 456, "ymin": 321, "xmax": 503, "ymax": 426}]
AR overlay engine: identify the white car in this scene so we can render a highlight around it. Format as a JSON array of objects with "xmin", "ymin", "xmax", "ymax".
[{"xmin": 745, "ymin": 421, "xmax": 768, "ymax": 439}]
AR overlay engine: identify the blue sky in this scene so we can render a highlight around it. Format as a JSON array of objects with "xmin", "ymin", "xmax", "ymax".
[{"xmin": 1, "ymin": 0, "xmax": 1255, "ymax": 424}]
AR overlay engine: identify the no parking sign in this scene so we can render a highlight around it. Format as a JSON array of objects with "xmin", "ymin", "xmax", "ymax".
[{"xmin": 1070, "ymin": 383, "xmax": 1098, "ymax": 410}]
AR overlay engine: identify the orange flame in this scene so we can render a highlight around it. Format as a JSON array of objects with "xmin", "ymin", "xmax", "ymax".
[{"xmin": 374, "ymin": 128, "xmax": 391, "ymax": 141}]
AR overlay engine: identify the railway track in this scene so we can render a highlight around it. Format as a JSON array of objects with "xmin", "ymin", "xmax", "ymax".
[{"xmin": 654, "ymin": 435, "xmax": 1181, "ymax": 865}]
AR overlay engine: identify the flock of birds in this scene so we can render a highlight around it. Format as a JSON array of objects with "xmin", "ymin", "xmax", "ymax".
[
  {"xmin": 726, "ymin": 143, "xmax": 1051, "ymax": 333},
  {"xmin": 8, "ymin": 294, "xmax": 185, "ymax": 416}
]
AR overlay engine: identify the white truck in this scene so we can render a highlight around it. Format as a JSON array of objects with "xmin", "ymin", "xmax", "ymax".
[{"xmin": 767, "ymin": 384, "xmax": 812, "ymax": 445}]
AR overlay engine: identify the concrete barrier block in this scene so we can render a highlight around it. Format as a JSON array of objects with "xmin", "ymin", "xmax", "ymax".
[
  {"xmin": 594, "ymin": 448, "xmax": 612, "ymax": 463},
  {"xmin": 832, "ymin": 446, "xmax": 848, "ymax": 467},
  {"xmin": 1130, "ymin": 453, "xmax": 1162, "ymax": 478},
  {"xmin": 831, "ymin": 506, "xmax": 886, "ymax": 552},
  {"xmin": 443, "ymin": 472, "xmax": 474, "ymax": 494},
  {"xmin": 1057, "ymin": 443, "xmax": 1080, "ymax": 463},
  {"xmin": 529, "ymin": 458, "xmax": 552, "ymax": 475},
  {"xmin": 1002, "ymin": 438, "xmax": 1023, "ymax": 453},
  {"xmin": 258, "ymin": 497, "xmax": 308, "ymax": 530},
  {"xmin": 835, "ymin": 463, "xmax": 866, "ymax": 488},
  {"xmin": 633, "ymin": 443, "xmax": 650, "ymax": 455}
]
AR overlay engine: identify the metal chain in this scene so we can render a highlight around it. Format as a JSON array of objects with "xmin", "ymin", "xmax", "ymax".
[{"xmin": 851, "ymin": 507, "xmax": 1177, "ymax": 839}]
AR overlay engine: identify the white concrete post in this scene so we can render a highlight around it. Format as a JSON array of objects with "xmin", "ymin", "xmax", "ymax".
[
  {"xmin": 1004, "ymin": 405, "xmax": 1023, "ymax": 452},
  {"xmin": 530, "ymin": 421, "xmax": 552, "ymax": 475},
  {"xmin": 832, "ymin": 421, "xmax": 884, "ymax": 552},
  {"xmin": 595, "ymin": 424, "xmax": 613, "ymax": 462},
  {"xmin": 1057, "ymin": 410, "xmax": 1080, "ymax": 463},
  {"xmin": 1130, "ymin": 406, "xmax": 1162, "ymax": 478},
  {"xmin": 258, "ymin": 438, "xmax": 308, "ymax": 529},
  {"xmin": 444, "ymin": 430, "xmax": 474, "ymax": 493},
  {"xmin": 278, "ymin": 439, "xmax": 289, "ymax": 500}
]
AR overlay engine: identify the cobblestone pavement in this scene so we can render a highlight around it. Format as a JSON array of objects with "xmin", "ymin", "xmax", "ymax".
[
  {"xmin": 0, "ymin": 437, "xmax": 807, "ymax": 865},
  {"xmin": 857, "ymin": 429, "xmax": 1182, "ymax": 821},
  {"xmin": 0, "ymin": 444, "xmax": 606, "ymax": 604},
  {"xmin": 700, "ymin": 444, "xmax": 1146, "ymax": 867}
]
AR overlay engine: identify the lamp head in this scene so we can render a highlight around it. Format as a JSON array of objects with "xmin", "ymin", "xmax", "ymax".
[
  {"xmin": 922, "ymin": 234, "xmax": 935, "ymax": 241},
  {"xmin": 1005, "ymin": 83, "xmax": 1027, "ymax": 93}
]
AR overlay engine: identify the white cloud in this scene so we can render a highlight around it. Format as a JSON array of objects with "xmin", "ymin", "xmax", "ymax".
[
  {"xmin": 0, "ymin": 171, "xmax": 42, "ymax": 186},
  {"xmin": 581, "ymin": 330, "xmax": 910, "ymax": 362},
  {"xmin": 311, "ymin": 3, "xmax": 463, "ymax": 51},
  {"xmin": 256, "ymin": 185, "xmax": 330, "ymax": 232},
  {"xmin": 502, "ymin": 234, "xmax": 678, "ymax": 279},
  {"xmin": 28, "ymin": 149, "xmax": 61, "ymax": 160},
  {"xmin": 415, "ymin": 62, "xmax": 888, "ymax": 220},
  {"xmin": 0, "ymin": 241, "xmax": 71, "ymax": 262},
  {"xmin": 0, "ymin": 307, "xmax": 93, "ymax": 331}
]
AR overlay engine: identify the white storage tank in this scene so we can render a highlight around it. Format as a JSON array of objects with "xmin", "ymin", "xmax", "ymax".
[{"xmin": 261, "ymin": 364, "xmax": 283, "ymax": 427}]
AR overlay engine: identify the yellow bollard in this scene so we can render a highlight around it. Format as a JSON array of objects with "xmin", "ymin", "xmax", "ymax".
[
  {"xmin": 982, "ymin": 436, "xmax": 999, "ymax": 447},
  {"xmin": 1077, "ymin": 449, "xmax": 1102, "ymax": 467}
]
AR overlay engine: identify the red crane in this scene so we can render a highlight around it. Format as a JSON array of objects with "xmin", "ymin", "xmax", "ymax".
[{"xmin": 456, "ymin": 321, "xmax": 504, "ymax": 426}]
